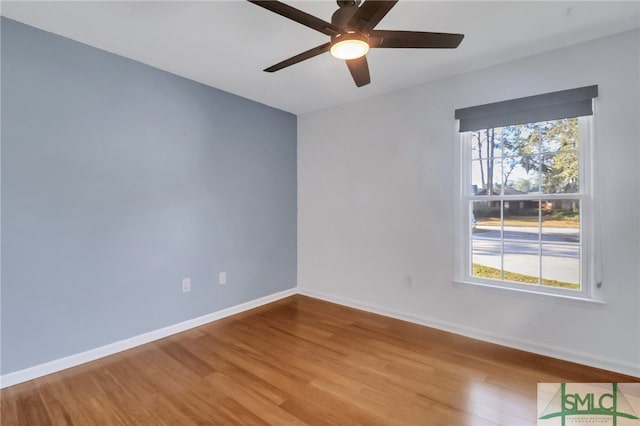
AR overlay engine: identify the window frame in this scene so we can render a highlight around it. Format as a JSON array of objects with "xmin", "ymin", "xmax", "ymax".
[{"xmin": 456, "ymin": 115, "xmax": 598, "ymax": 300}]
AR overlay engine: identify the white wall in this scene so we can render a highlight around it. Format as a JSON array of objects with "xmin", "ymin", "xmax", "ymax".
[{"xmin": 298, "ymin": 29, "xmax": 640, "ymax": 376}]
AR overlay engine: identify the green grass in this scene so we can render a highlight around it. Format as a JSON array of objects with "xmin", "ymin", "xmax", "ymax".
[
  {"xmin": 476, "ymin": 216, "xmax": 579, "ymax": 228},
  {"xmin": 478, "ymin": 216, "xmax": 580, "ymax": 228},
  {"xmin": 472, "ymin": 264, "xmax": 579, "ymax": 290}
]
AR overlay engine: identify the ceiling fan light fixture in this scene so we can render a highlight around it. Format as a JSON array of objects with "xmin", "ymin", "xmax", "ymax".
[
  {"xmin": 249, "ymin": 0, "xmax": 464, "ymax": 87},
  {"xmin": 330, "ymin": 32, "xmax": 369, "ymax": 60}
]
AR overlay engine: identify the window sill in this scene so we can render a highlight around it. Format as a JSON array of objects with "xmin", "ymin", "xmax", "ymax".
[{"xmin": 452, "ymin": 280, "xmax": 606, "ymax": 305}]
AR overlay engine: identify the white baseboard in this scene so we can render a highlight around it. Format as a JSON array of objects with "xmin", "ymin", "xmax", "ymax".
[
  {"xmin": 0, "ymin": 288, "xmax": 297, "ymax": 389},
  {"xmin": 3, "ymin": 285, "xmax": 637, "ymax": 389},
  {"xmin": 297, "ymin": 287, "xmax": 640, "ymax": 378}
]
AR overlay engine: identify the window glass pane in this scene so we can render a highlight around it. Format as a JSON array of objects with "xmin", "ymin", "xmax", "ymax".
[
  {"xmin": 471, "ymin": 128, "xmax": 502, "ymax": 161},
  {"xmin": 503, "ymin": 242, "xmax": 540, "ymax": 285},
  {"xmin": 503, "ymin": 199, "xmax": 540, "ymax": 243},
  {"xmin": 542, "ymin": 151, "xmax": 579, "ymax": 193},
  {"xmin": 542, "ymin": 199, "xmax": 580, "ymax": 243},
  {"xmin": 472, "ymin": 200, "xmax": 501, "ymax": 281},
  {"xmin": 471, "ymin": 131, "xmax": 481, "ymax": 160},
  {"xmin": 541, "ymin": 244, "xmax": 580, "ymax": 290},
  {"xmin": 539, "ymin": 118, "xmax": 579, "ymax": 153},
  {"xmin": 472, "ymin": 200, "xmax": 501, "ymax": 228},
  {"xmin": 518, "ymin": 122, "xmax": 542, "ymax": 154},
  {"xmin": 502, "ymin": 123, "xmax": 538, "ymax": 156},
  {"xmin": 471, "ymin": 159, "xmax": 503, "ymax": 196},
  {"xmin": 472, "ymin": 239, "xmax": 502, "ymax": 281},
  {"xmin": 503, "ymin": 155, "xmax": 540, "ymax": 193}
]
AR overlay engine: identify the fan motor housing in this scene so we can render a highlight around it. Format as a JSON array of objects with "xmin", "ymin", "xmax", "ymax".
[
  {"xmin": 331, "ymin": 4, "xmax": 359, "ymax": 28},
  {"xmin": 248, "ymin": 0, "xmax": 464, "ymax": 87},
  {"xmin": 331, "ymin": 31, "xmax": 369, "ymax": 46}
]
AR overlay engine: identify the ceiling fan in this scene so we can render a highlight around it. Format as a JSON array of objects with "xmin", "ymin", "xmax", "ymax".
[{"xmin": 248, "ymin": 0, "xmax": 464, "ymax": 87}]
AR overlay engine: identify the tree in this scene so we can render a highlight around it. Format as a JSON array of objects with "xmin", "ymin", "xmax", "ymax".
[
  {"xmin": 539, "ymin": 118, "xmax": 579, "ymax": 193},
  {"xmin": 473, "ymin": 118, "xmax": 578, "ymax": 195},
  {"xmin": 473, "ymin": 128, "xmax": 497, "ymax": 194},
  {"xmin": 513, "ymin": 178, "xmax": 531, "ymax": 192},
  {"xmin": 501, "ymin": 124, "xmax": 534, "ymax": 188},
  {"xmin": 474, "ymin": 131, "xmax": 485, "ymax": 190}
]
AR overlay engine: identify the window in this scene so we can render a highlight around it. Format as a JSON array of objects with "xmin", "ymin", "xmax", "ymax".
[{"xmin": 455, "ymin": 86, "xmax": 599, "ymax": 299}]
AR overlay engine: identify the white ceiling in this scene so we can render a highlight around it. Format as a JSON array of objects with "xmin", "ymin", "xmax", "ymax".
[{"xmin": 2, "ymin": 1, "xmax": 639, "ymax": 115}]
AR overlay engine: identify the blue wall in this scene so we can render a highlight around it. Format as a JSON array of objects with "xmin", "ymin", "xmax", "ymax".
[{"xmin": 1, "ymin": 18, "xmax": 297, "ymax": 374}]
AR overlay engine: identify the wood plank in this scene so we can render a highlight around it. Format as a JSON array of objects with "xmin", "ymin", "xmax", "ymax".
[{"xmin": 1, "ymin": 295, "xmax": 638, "ymax": 425}]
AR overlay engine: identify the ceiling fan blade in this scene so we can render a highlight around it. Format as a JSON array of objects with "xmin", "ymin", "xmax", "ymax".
[
  {"xmin": 248, "ymin": 1, "xmax": 339, "ymax": 36},
  {"xmin": 346, "ymin": 56, "xmax": 371, "ymax": 87},
  {"xmin": 264, "ymin": 42, "xmax": 331, "ymax": 72},
  {"xmin": 348, "ymin": 0, "xmax": 398, "ymax": 32},
  {"xmin": 370, "ymin": 30, "xmax": 464, "ymax": 48}
]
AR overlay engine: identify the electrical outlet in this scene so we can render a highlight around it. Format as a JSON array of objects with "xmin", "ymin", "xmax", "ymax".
[
  {"xmin": 219, "ymin": 272, "xmax": 227, "ymax": 285},
  {"xmin": 403, "ymin": 274, "xmax": 413, "ymax": 288},
  {"xmin": 182, "ymin": 278, "xmax": 191, "ymax": 293}
]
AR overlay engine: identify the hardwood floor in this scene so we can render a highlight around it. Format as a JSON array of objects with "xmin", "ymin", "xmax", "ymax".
[{"xmin": 2, "ymin": 295, "xmax": 638, "ymax": 425}]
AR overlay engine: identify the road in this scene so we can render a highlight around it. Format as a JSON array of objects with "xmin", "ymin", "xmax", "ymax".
[
  {"xmin": 471, "ymin": 226, "xmax": 579, "ymax": 283},
  {"xmin": 473, "ymin": 225, "xmax": 579, "ymax": 244}
]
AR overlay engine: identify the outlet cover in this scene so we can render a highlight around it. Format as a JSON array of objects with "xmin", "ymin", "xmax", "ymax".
[
  {"xmin": 403, "ymin": 274, "xmax": 413, "ymax": 288},
  {"xmin": 182, "ymin": 278, "xmax": 191, "ymax": 292},
  {"xmin": 219, "ymin": 272, "xmax": 227, "ymax": 285}
]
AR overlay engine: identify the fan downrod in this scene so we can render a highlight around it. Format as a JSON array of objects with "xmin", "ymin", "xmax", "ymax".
[
  {"xmin": 247, "ymin": 0, "xmax": 465, "ymax": 87},
  {"xmin": 336, "ymin": 0, "xmax": 361, "ymax": 7}
]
